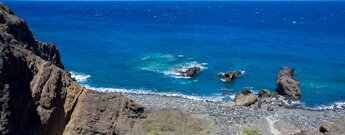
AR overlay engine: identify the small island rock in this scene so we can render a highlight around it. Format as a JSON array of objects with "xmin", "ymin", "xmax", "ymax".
[
  {"xmin": 177, "ymin": 66, "xmax": 201, "ymax": 77},
  {"xmin": 216, "ymin": 71, "xmax": 243, "ymax": 82}
]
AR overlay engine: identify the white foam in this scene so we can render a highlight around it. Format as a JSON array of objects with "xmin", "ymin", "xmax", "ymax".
[
  {"xmin": 84, "ymin": 85, "xmax": 223, "ymax": 102},
  {"xmin": 220, "ymin": 78, "xmax": 227, "ymax": 82},
  {"xmin": 304, "ymin": 102, "xmax": 345, "ymax": 110},
  {"xmin": 69, "ymin": 71, "xmax": 91, "ymax": 83},
  {"xmin": 240, "ymin": 70, "xmax": 246, "ymax": 75},
  {"xmin": 229, "ymin": 94, "xmax": 236, "ymax": 100},
  {"xmin": 218, "ymin": 70, "xmax": 245, "ymax": 76},
  {"xmin": 274, "ymin": 95, "xmax": 345, "ymax": 110},
  {"xmin": 163, "ymin": 61, "xmax": 208, "ymax": 79}
]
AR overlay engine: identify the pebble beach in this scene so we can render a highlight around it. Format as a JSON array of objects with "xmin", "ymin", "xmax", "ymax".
[{"xmin": 124, "ymin": 93, "xmax": 345, "ymax": 134}]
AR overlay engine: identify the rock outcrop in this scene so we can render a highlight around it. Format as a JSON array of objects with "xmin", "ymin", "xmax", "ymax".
[
  {"xmin": 216, "ymin": 71, "xmax": 243, "ymax": 82},
  {"xmin": 63, "ymin": 90, "xmax": 146, "ymax": 135},
  {"xmin": 0, "ymin": 3, "xmax": 147, "ymax": 135},
  {"xmin": 258, "ymin": 89, "xmax": 271, "ymax": 98},
  {"xmin": 233, "ymin": 88, "xmax": 274, "ymax": 111},
  {"xmin": 177, "ymin": 66, "xmax": 201, "ymax": 77},
  {"xmin": 235, "ymin": 88, "xmax": 258, "ymax": 106},
  {"xmin": 276, "ymin": 66, "xmax": 301, "ymax": 100}
]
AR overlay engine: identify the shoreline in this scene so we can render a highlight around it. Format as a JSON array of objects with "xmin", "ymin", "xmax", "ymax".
[
  {"xmin": 122, "ymin": 92, "xmax": 345, "ymax": 134},
  {"xmin": 85, "ymin": 83, "xmax": 345, "ymax": 111}
]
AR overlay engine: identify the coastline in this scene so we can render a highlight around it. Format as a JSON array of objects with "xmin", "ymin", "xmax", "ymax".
[
  {"xmin": 123, "ymin": 92, "xmax": 345, "ymax": 134},
  {"xmin": 2, "ymin": 2, "xmax": 345, "ymax": 134}
]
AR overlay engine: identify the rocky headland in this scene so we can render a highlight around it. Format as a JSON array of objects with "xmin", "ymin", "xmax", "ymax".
[
  {"xmin": 0, "ymin": 3, "xmax": 148, "ymax": 135},
  {"xmin": 0, "ymin": 3, "xmax": 345, "ymax": 135}
]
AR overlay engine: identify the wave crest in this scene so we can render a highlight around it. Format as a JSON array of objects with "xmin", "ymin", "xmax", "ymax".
[
  {"xmin": 137, "ymin": 53, "xmax": 207, "ymax": 79},
  {"xmin": 69, "ymin": 71, "xmax": 91, "ymax": 83},
  {"xmin": 303, "ymin": 102, "xmax": 345, "ymax": 110},
  {"xmin": 84, "ymin": 85, "xmax": 223, "ymax": 102}
]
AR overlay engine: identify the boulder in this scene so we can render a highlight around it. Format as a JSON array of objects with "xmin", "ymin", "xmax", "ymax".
[
  {"xmin": 235, "ymin": 89, "xmax": 258, "ymax": 106},
  {"xmin": 177, "ymin": 66, "xmax": 201, "ymax": 77},
  {"xmin": 319, "ymin": 121, "xmax": 332, "ymax": 133},
  {"xmin": 257, "ymin": 94, "xmax": 273, "ymax": 111},
  {"xmin": 258, "ymin": 89, "xmax": 272, "ymax": 98},
  {"xmin": 216, "ymin": 71, "xmax": 243, "ymax": 82},
  {"xmin": 242, "ymin": 88, "xmax": 252, "ymax": 95},
  {"xmin": 276, "ymin": 67, "xmax": 301, "ymax": 100}
]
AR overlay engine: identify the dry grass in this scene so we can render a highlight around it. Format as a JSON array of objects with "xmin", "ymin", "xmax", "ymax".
[{"xmin": 139, "ymin": 109, "xmax": 215, "ymax": 135}]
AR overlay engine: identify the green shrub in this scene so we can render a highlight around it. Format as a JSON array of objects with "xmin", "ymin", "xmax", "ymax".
[
  {"xmin": 240, "ymin": 127, "xmax": 261, "ymax": 135},
  {"xmin": 146, "ymin": 128, "xmax": 166, "ymax": 135}
]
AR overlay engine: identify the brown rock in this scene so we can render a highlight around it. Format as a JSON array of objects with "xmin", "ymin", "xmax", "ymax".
[
  {"xmin": 319, "ymin": 121, "xmax": 332, "ymax": 133},
  {"xmin": 242, "ymin": 88, "xmax": 252, "ymax": 95},
  {"xmin": 276, "ymin": 67, "xmax": 301, "ymax": 100},
  {"xmin": 63, "ymin": 90, "xmax": 146, "ymax": 135},
  {"xmin": 258, "ymin": 89, "xmax": 271, "ymax": 98},
  {"xmin": 177, "ymin": 66, "xmax": 201, "ymax": 77},
  {"xmin": 216, "ymin": 71, "xmax": 243, "ymax": 82},
  {"xmin": 0, "ymin": 4, "xmax": 148, "ymax": 135},
  {"xmin": 235, "ymin": 89, "xmax": 258, "ymax": 106}
]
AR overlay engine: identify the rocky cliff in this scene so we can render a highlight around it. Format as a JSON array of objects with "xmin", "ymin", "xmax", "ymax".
[{"xmin": 0, "ymin": 3, "xmax": 147, "ymax": 135}]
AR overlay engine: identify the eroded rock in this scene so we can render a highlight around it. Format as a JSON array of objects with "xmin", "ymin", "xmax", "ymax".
[
  {"xmin": 258, "ymin": 89, "xmax": 271, "ymax": 98},
  {"xmin": 216, "ymin": 71, "xmax": 243, "ymax": 82},
  {"xmin": 0, "ymin": 3, "xmax": 148, "ymax": 135},
  {"xmin": 276, "ymin": 67, "xmax": 301, "ymax": 100},
  {"xmin": 235, "ymin": 89, "xmax": 258, "ymax": 106},
  {"xmin": 319, "ymin": 121, "xmax": 332, "ymax": 133},
  {"xmin": 177, "ymin": 66, "xmax": 201, "ymax": 77}
]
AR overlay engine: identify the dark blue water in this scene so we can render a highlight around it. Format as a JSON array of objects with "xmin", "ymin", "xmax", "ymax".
[{"xmin": 6, "ymin": 1, "xmax": 345, "ymax": 108}]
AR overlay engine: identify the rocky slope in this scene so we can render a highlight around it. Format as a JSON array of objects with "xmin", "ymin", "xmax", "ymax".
[{"xmin": 0, "ymin": 3, "xmax": 147, "ymax": 135}]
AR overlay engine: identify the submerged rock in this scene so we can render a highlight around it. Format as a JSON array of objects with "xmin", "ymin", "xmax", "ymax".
[
  {"xmin": 216, "ymin": 71, "xmax": 243, "ymax": 82},
  {"xmin": 177, "ymin": 66, "xmax": 201, "ymax": 77},
  {"xmin": 276, "ymin": 67, "xmax": 301, "ymax": 100}
]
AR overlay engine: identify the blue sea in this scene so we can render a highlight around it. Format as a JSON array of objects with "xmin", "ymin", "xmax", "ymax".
[{"xmin": 6, "ymin": 1, "xmax": 345, "ymax": 109}]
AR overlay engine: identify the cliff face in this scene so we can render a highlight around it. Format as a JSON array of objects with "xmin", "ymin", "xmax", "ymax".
[{"xmin": 0, "ymin": 3, "xmax": 146, "ymax": 135}]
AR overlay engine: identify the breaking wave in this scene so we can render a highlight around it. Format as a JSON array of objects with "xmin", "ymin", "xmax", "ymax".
[
  {"xmin": 303, "ymin": 102, "xmax": 345, "ymax": 111},
  {"xmin": 163, "ymin": 61, "xmax": 208, "ymax": 79},
  {"xmin": 69, "ymin": 71, "xmax": 91, "ymax": 83},
  {"xmin": 137, "ymin": 53, "xmax": 207, "ymax": 79},
  {"xmin": 69, "ymin": 70, "xmax": 345, "ymax": 111},
  {"xmin": 84, "ymin": 85, "xmax": 223, "ymax": 102}
]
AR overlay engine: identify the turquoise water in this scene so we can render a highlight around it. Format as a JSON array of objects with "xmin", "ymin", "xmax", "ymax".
[{"xmin": 6, "ymin": 1, "xmax": 345, "ymax": 108}]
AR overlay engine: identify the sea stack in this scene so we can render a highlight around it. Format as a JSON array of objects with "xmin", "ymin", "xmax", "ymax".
[{"xmin": 276, "ymin": 66, "xmax": 301, "ymax": 100}]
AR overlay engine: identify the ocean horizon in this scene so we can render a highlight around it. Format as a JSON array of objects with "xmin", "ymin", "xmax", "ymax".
[{"xmin": 6, "ymin": 1, "xmax": 345, "ymax": 109}]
